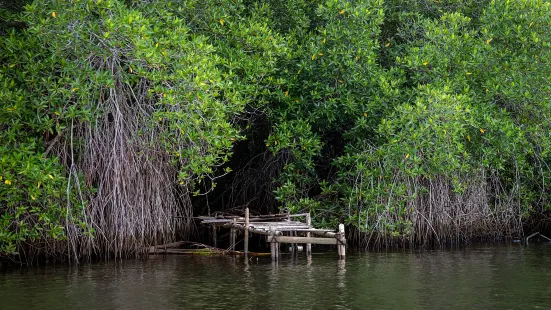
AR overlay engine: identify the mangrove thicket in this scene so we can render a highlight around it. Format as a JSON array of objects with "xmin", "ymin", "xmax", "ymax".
[{"xmin": 1, "ymin": 0, "xmax": 550, "ymax": 263}]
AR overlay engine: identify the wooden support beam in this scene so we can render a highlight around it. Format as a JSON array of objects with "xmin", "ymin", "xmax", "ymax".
[
  {"xmin": 338, "ymin": 223, "xmax": 346, "ymax": 260},
  {"xmin": 244, "ymin": 208, "xmax": 249, "ymax": 258},
  {"xmin": 253, "ymin": 225, "xmax": 312, "ymax": 231},
  {"xmin": 309, "ymin": 230, "xmax": 338, "ymax": 238},
  {"xmin": 230, "ymin": 218, "xmax": 236, "ymax": 251},
  {"xmin": 288, "ymin": 213, "xmax": 310, "ymax": 218},
  {"xmin": 212, "ymin": 225, "xmax": 217, "ymax": 248},
  {"xmin": 267, "ymin": 236, "xmax": 339, "ymax": 245},
  {"xmin": 290, "ymin": 231, "xmax": 295, "ymax": 256},
  {"xmin": 224, "ymin": 223, "xmax": 284, "ymax": 236},
  {"xmin": 306, "ymin": 213, "xmax": 312, "ymax": 256}
]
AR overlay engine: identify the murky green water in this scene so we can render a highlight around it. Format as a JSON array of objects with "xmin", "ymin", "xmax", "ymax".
[{"xmin": 1, "ymin": 244, "xmax": 551, "ymax": 309}]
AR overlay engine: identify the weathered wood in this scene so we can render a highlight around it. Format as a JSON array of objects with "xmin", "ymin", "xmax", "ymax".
[
  {"xmin": 290, "ymin": 231, "xmax": 296, "ymax": 256},
  {"xmin": 224, "ymin": 223, "xmax": 284, "ymax": 236},
  {"xmin": 212, "ymin": 225, "xmax": 218, "ymax": 248},
  {"xmin": 338, "ymin": 223, "xmax": 346, "ymax": 260},
  {"xmin": 200, "ymin": 214, "xmax": 290, "ymax": 224},
  {"xmin": 251, "ymin": 225, "xmax": 312, "ymax": 231},
  {"xmin": 220, "ymin": 220, "xmax": 311, "ymax": 228},
  {"xmin": 230, "ymin": 218, "xmax": 236, "ymax": 251},
  {"xmin": 249, "ymin": 221, "xmax": 311, "ymax": 226},
  {"xmin": 526, "ymin": 232, "xmax": 551, "ymax": 243},
  {"xmin": 309, "ymin": 230, "xmax": 338, "ymax": 238},
  {"xmin": 280, "ymin": 228, "xmax": 334, "ymax": 233},
  {"xmin": 248, "ymin": 226, "xmax": 277, "ymax": 235},
  {"xmin": 150, "ymin": 248, "xmax": 271, "ymax": 256},
  {"xmin": 150, "ymin": 241, "xmax": 188, "ymax": 249},
  {"xmin": 270, "ymin": 242, "xmax": 276, "ymax": 259},
  {"xmin": 267, "ymin": 236, "xmax": 339, "ymax": 245},
  {"xmin": 199, "ymin": 211, "xmax": 346, "ymax": 260},
  {"xmin": 152, "ymin": 248, "xmax": 221, "ymax": 254},
  {"xmin": 223, "ymin": 221, "xmax": 310, "ymax": 228},
  {"xmin": 244, "ymin": 208, "xmax": 249, "ymax": 257},
  {"xmin": 306, "ymin": 213, "xmax": 312, "ymax": 255},
  {"xmin": 200, "ymin": 218, "xmax": 234, "ymax": 224},
  {"xmin": 288, "ymin": 213, "xmax": 310, "ymax": 218}
]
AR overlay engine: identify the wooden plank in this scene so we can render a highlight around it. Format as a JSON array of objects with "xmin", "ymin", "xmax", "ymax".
[
  {"xmin": 248, "ymin": 227, "xmax": 274, "ymax": 236},
  {"xmin": 249, "ymin": 221, "xmax": 308, "ymax": 226},
  {"xmin": 223, "ymin": 223, "xmax": 283, "ymax": 236},
  {"xmin": 310, "ymin": 230, "xmax": 337, "ymax": 238},
  {"xmin": 288, "ymin": 213, "xmax": 310, "ymax": 218},
  {"xmin": 250, "ymin": 226, "xmax": 312, "ymax": 231},
  {"xmin": 201, "ymin": 219, "xmax": 234, "ymax": 224},
  {"xmin": 267, "ymin": 236, "xmax": 338, "ymax": 245},
  {"xmin": 201, "ymin": 214, "xmax": 289, "ymax": 223}
]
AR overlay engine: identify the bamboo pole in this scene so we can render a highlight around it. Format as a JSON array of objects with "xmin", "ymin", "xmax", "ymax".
[{"xmin": 244, "ymin": 208, "xmax": 249, "ymax": 258}]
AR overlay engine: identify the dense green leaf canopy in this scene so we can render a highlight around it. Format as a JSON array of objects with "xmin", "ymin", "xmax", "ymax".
[{"xmin": 1, "ymin": 0, "xmax": 550, "ymax": 258}]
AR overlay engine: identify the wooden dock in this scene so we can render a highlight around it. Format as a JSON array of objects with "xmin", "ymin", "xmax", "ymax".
[{"xmin": 199, "ymin": 208, "xmax": 346, "ymax": 260}]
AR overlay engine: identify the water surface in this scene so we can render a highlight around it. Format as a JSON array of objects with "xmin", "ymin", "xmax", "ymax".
[{"xmin": 1, "ymin": 245, "xmax": 550, "ymax": 309}]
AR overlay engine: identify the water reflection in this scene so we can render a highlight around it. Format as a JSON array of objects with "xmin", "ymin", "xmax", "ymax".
[
  {"xmin": 337, "ymin": 260, "xmax": 346, "ymax": 288},
  {"xmin": 1, "ymin": 245, "xmax": 551, "ymax": 309}
]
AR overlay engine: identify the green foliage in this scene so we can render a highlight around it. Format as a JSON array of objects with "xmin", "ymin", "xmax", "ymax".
[
  {"xmin": 0, "ymin": 0, "xmax": 246, "ymax": 256},
  {"xmin": 0, "ymin": 9, "xmax": 86, "ymax": 254},
  {"xmin": 263, "ymin": 0, "xmax": 551, "ymax": 239},
  {"xmin": 2, "ymin": 0, "xmax": 550, "ymax": 255}
]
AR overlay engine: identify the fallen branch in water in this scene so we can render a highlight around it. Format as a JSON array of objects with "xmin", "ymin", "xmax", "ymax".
[
  {"xmin": 525, "ymin": 232, "xmax": 551, "ymax": 244},
  {"xmin": 145, "ymin": 241, "xmax": 270, "ymax": 256}
]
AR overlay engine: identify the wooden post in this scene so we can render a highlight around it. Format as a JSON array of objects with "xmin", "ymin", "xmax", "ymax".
[
  {"xmin": 244, "ymin": 208, "xmax": 249, "ymax": 258},
  {"xmin": 291, "ymin": 231, "xmax": 296, "ymax": 256},
  {"xmin": 230, "ymin": 218, "xmax": 236, "ymax": 251},
  {"xmin": 271, "ymin": 240, "xmax": 279, "ymax": 261},
  {"xmin": 306, "ymin": 213, "xmax": 312, "ymax": 256},
  {"xmin": 266, "ymin": 236, "xmax": 339, "ymax": 244},
  {"xmin": 212, "ymin": 225, "xmax": 218, "ymax": 248},
  {"xmin": 269, "ymin": 227, "xmax": 275, "ymax": 260},
  {"xmin": 338, "ymin": 223, "xmax": 346, "ymax": 260}
]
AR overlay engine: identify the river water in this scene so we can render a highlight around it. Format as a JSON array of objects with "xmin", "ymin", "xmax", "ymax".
[{"xmin": 1, "ymin": 244, "xmax": 550, "ymax": 309}]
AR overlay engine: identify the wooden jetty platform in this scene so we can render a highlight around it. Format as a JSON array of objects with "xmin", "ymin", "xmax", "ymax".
[{"xmin": 199, "ymin": 208, "xmax": 346, "ymax": 260}]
